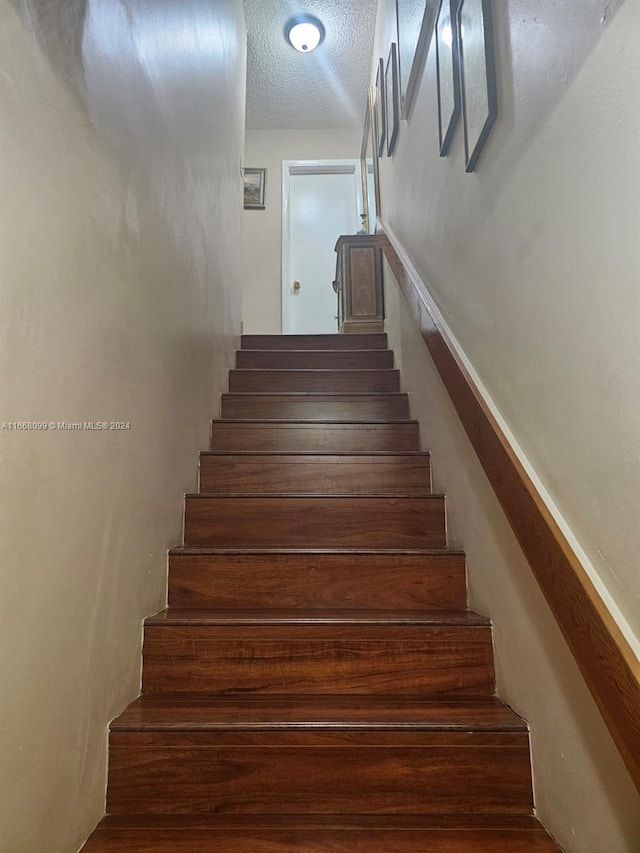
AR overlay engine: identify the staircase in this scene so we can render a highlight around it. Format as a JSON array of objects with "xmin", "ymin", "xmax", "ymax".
[{"xmin": 84, "ymin": 333, "xmax": 561, "ymax": 852}]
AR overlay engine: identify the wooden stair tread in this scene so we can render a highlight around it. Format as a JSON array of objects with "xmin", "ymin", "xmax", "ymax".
[
  {"xmin": 85, "ymin": 815, "xmax": 561, "ymax": 851},
  {"xmin": 145, "ymin": 608, "xmax": 488, "ymax": 626},
  {"xmin": 111, "ymin": 695, "xmax": 525, "ymax": 732},
  {"xmin": 92, "ymin": 814, "xmax": 550, "ymax": 829}
]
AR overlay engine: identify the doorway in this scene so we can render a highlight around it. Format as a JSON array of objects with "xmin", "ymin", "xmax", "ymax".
[{"xmin": 282, "ymin": 161, "xmax": 363, "ymax": 334}]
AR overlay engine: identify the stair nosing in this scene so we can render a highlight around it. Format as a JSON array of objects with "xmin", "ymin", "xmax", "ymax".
[
  {"xmin": 236, "ymin": 349, "xmax": 392, "ymax": 355},
  {"xmin": 143, "ymin": 608, "xmax": 489, "ymax": 627},
  {"xmin": 184, "ymin": 492, "xmax": 444, "ymax": 499},
  {"xmin": 200, "ymin": 450, "xmax": 430, "ymax": 457},
  {"xmin": 110, "ymin": 695, "xmax": 526, "ymax": 733},
  {"xmin": 168, "ymin": 546, "xmax": 466, "ymax": 555},
  {"xmin": 212, "ymin": 419, "xmax": 418, "ymax": 424},
  {"xmin": 229, "ymin": 368, "xmax": 400, "ymax": 373},
  {"xmin": 221, "ymin": 392, "xmax": 409, "ymax": 397}
]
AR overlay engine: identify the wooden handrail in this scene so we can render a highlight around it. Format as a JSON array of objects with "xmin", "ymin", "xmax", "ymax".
[{"xmin": 377, "ymin": 221, "xmax": 640, "ymax": 791}]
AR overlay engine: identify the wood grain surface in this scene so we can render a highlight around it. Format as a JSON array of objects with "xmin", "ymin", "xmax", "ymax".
[
  {"xmin": 228, "ymin": 369, "xmax": 401, "ymax": 393},
  {"xmin": 241, "ymin": 333, "xmax": 388, "ymax": 350},
  {"xmin": 182, "ymin": 495, "xmax": 446, "ymax": 548},
  {"xmin": 82, "ymin": 331, "xmax": 562, "ymax": 851},
  {"xmin": 141, "ymin": 622, "xmax": 494, "ymax": 695},
  {"xmin": 220, "ymin": 392, "xmax": 411, "ymax": 420},
  {"xmin": 84, "ymin": 815, "xmax": 561, "ymax": 853},
  {"xmin": 167, "ymin": 550, "xmax": 467, "ymax": 610},
  {"xmin": 236, "ymin": 350, "xmax": 394, "ymax": 369},
  {"xmin": 210, "ymin": 420, "xmax": 420, "ymax": 452},
  {"xmin": 198, "ymin": 452, "xmax": 431, "ymax": 494},
  {"xmin": 107, "ymin": 738, "xmax": 531, "ymax": 815}
]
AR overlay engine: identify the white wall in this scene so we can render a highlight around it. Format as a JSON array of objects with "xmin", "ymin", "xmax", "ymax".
[
  {"xmin": 242, "ymin": 128, "xmax": 361, "ymax": 333},
  {"xmin": 0, "ymin": 1, "xmax": 245, "ymax": 850},
  {"xmin": 373, "ymin": 0, "xmax": 640, "ymax": 850}
]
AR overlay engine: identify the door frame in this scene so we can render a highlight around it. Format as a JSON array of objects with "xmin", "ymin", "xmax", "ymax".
[{"xmin": 281, "ymin": 160, "xmax": 364, "ymax": 334}]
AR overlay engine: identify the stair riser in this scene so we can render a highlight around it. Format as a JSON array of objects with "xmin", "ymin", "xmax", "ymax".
[
  {"xmin": 168, "ymin": 553, "xmax": 467, "ymax": 610},
  {"xmin": 228, "ymin": 370, "xmax": 400, "ymax": 393},
  {"xmin": 198, "ymin": 455, "xmax": 431, "ymax": 495},
  {"xmin": 142, "ymin": 626, "xmax": 493, "ymax": 694},
  {"xmin": 241, "ymin": 334, "xmax": 388, "ymax": 350},
  {"xmin": 210, "ymin": 423, "xmax": 420, "ymax": 452},
  {"xmin": 220, "ymin": 394, "xmax": 411, "ymax": 420},
  {"xmin": 183, "ymin": 497, "xmax": 446, "ymax": 548},
  {"xmin": 107, "ymin": 735, "xmax": 532, "ymax": 815},
  {"xmin": 236, "ymin": 351, "xmax": 394, "ymax": 370}
]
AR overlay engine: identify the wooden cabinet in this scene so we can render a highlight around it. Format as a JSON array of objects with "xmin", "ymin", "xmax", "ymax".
[{"xmin": 333, "ymin": 235, "xmax": 384, "ymax": 334}]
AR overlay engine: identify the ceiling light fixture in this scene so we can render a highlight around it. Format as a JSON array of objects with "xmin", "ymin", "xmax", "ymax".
[{"xmin": 285, "ymin": 14, "xmax": 325, "ymax": 53}]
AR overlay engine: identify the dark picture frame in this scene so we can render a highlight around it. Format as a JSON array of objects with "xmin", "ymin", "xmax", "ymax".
[
  {"xmin": 385, "ymin": 43, "xmax": 400, "ymax": 156},
  {"xmin": 395, "ymin": 0, "xmax": 438, "ymax": 119},
  {"xmin": 243, "ymin": 167, "xmax": 266, "ymax": 209},
  {"xmin": 457, "ymin": 0, "xmax": 498, "ymax": 172},
  {"xmin": 435, "ymin": 0, "xmax": 461, "ymax": 156},
  {"xmin": 375, "ymin": 58, "xmax": 386, "ymax": 157}
]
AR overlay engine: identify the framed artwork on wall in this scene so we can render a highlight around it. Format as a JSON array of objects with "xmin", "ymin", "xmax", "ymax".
[
  {"xmin": 375, "ymin": 58, "xmax": 386, "ymax": 157},
  {"xmin": 395, "ymin": 0, "xmax": 438, "ymax": 118},
  {"xmin": 435, "ymin": 0, "xmax": 461, "ymax": 156},
  {"xmin": 360, "ymin": 88, "xmax": 381, "ymax": 232},
  {"xmin": 385, "ymin": 43, "xmax": 400, "ymax": 156},
  {"xmin": 243, "ymin": 167, "xmax": 267, "ymax": 209},
  {"xmin": 457, "ymin": 0, "xmax": 497, "ymax": 172}
]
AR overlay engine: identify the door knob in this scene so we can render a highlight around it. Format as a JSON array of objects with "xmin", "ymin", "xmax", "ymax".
[{"xmin": 292, "ymin": 280, "xmax": 301, "ymax": 292}]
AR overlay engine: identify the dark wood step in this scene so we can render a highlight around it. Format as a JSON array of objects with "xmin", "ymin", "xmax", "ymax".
[
  {"xmin": 111, "ymin": 694, "xmax": 525, "ymax": 732},
  {"xmin": 198, "ymin": 452, "xmax": 431, "ymax": 494},
  {"xmin": 146, "ymin": 608, "xmax": 489, "ymax": 626},
  {"xmin": 228, "ymin": 369, "xmax": 400, "ymax": 393},
  {"xmin": 242, "ymin": 333, "xmax": 388, "ymax": 350},
  {"xmin": 106, "ymin": 728, "xmax": 530, "ymax": 815},
  {"xmin": 220, "ymin": 392, "xmax": 411, "ymax": 420},
  {"xmin": 141, "ymin": 610, "xmax": 493, "ymax": 695},
  {"xmin": 236, "ymin": 349, "xmax": 394, "ymax": 370},
  {"xmin": 210, "ymin": 421, "xmax": 420, "ymax": 452},
  {"xmin": 183, "ymin": 495, "xmax": 446, "ymax": 548},
  {"xmin": 85, "ymin": 814, "xmax": 561, "ymax": 852},
  {"xmin": 167, "ymin": 550, "xmax": 467, "ymax": 610}
]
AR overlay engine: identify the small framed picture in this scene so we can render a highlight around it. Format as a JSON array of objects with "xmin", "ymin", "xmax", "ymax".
[
  {"xmin": 385, "ymin": 43, "xmax": 400, "ymax": 156},
  {"xmin": 243, "ymin": 167, "xmax": 266, "ymax": 209},
  {"xmin": 375, "ymin": 58, "xmax": 386, "ymax": 158},
  {"xmin": 435, "ymin": 0, "xmax": 461, "ymax": 156},
  {"xmin": 457, "ymin": 0, "xmax": 498, "ymax": 172}
]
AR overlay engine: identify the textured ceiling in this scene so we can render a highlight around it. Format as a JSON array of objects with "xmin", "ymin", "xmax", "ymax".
[{"xmin": 244, "ymin": 0, "xmax": 378, "ymax": 130}]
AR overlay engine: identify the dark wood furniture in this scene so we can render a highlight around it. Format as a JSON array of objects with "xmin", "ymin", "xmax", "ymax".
[{"xmin": 333, "ymin": 234, "xmax": 384, "ymax": 333}]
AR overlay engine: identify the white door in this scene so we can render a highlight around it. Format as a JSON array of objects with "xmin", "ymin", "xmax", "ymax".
[{"xmin": 283, "ymin": 162, "xmax": 362, "ymax": 334}]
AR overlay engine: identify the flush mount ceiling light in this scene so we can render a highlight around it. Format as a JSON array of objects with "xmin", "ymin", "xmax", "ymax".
[{"xmin": 285, "ymin": 14, "xmax": 325, "ymax": 53}]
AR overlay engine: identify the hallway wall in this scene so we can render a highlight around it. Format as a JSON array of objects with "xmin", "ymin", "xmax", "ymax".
[
  {"xmin": 372, "ymin": 1, "xmax": 640, "ymax": 850},
  {"xmin": 242, "ymin": 128, "xmax": 361, "ymax": 334},
  {"xmin": 0, "ymin": 1, "xmax": 245, "ymax": 850}
]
